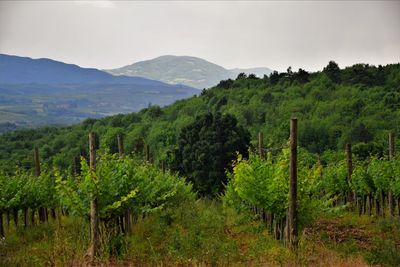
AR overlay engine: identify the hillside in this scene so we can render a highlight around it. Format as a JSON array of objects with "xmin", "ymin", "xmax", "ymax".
[
  {"xmin": 105, "ymin": 55, "xmax": 272, "ymax": 89},
  {"xmin": 0, "ymin": 54, "xmax": 170, "ymax": 85},
  {"xmin": 0, "ymin": 54, "xmax": 198, "ymax": 131},
  {"xmin": 0, "ymin": 61, "xmax": 399, "ymax": 172}
]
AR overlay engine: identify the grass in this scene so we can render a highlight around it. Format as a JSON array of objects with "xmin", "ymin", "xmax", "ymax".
[
  {"xmin": 1, "ymin": 202, "xmax": 398, "ymax": 266},
  {"xmin": 0, "ymin": 216, "xmax": 89, "ymax": 266},
  {"xmin": 302, "ymin": 212, "xmax": 400, "ymax": 267}
]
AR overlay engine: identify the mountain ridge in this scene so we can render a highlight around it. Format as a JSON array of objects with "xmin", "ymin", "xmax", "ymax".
[
  {"xmin": 105, "ymin": 55, "xmax": 273, "ymax": 89},
  {"xmin": 0, "ymin": 54, "xmax": 175, "ymax": 86}
]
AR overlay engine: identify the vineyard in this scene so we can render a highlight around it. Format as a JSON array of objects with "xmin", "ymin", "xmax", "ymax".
[{"xmin": 1, "ymin": 119, "xmax": 399, "ymax": 266}]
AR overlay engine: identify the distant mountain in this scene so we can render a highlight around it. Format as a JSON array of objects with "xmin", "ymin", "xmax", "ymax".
[
  {"xmin": 0, "ymin": 54, "xmax": 170, "ymax": 86},
  {"xmin": 105, "ymin": 55, "xmax": 273, "ymax": 89},
  {"xmin": 0, "ymin": 54, "xmax": 198, "ymax": 131}
]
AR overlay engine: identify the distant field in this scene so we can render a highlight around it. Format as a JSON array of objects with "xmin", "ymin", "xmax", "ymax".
[{"xmin": 0, "ymin": 83, "xmax": 198, "ymax": 132}]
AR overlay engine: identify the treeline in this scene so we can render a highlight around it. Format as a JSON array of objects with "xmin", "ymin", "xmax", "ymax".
[
  {"xmin": 0, "ymin": 61, "xmax": 399, "ymax": 179},
  {"xmin": 0, "ymin": 122, "xmax": 18, "ymax": 134}
]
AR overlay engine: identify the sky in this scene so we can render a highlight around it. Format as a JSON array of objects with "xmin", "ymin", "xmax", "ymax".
[{"xmin": 0, "ymin": 1, "xmax": 399, "ymax": 72}]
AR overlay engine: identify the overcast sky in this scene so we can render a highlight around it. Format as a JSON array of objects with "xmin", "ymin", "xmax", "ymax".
[{"xmin": 0, "ymin": 1, "xmax": 399, "ymax": 72}]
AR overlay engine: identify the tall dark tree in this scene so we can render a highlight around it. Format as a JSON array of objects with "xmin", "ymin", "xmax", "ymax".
[
  {"xmin": 350, "ymin": 123, "xmax": 373, "ymax": 143},
  {"xmin": 248, "ymin": 73, "xmax": 258, "ymax": 79},
  {"xmin": 294, "ymin": 68, "xmax": 310, "ymax": 83},
  {"xmin": 171, "ymin": 112, "xmax": 250, "ymax": 196},
  {"xmin": 236, "ymin": 72, "xmax": 247, "ymax": 80},
  {"xmin": 323, "ymin": 61, "xmax": 341, "ymax": 83},
  {"xmin": 217, "ymin": 79, "xmax": 234, "ymax": 89},
  {"xmin": 269, "ymin": 71, "xmax": 281, "ymax": 85}
]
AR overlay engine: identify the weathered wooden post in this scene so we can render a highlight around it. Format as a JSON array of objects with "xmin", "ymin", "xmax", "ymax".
[
  {"xmin": 0, "ymin": 211, "xmax": 4, "ymax": 238},
  {"xmin": 6, "ymin": 211, "xmax": 10, "ymax": 228},
  {"xmin": 88, "ymin": 133, "xmax": 99, "ymax": 262},
  {"xmin": 34, "ymin": 147, "xmax": 41, "ymax": 177},
  {"xmin": 13, "ymin": 209, "xmax": 18, "ymax": 227},
  {"xmin": 117, "ymin": 134, "xmax": 131, "ymax": 233},
  {"xmin": 161, "ymin": 160, "xmax": 166, "ymax": 174},
  {"xmin": 288, "ymin": 118, "xmax": 298, "ymax": 249},
  {"xmin": 258, "ymin": 132, "xmax": 264, "ymax": 159},
  {"xmin": 144, "ymin": 144, "xmax": 150, "ymax": 162},
  {"xmin": 388, "ymin": 133, "xmax": 395, "ymax": 217},
  {"xmin": 22, "ymin": 208, "xmax": 28, "ymax": 228},
  {"xmin": 117, "ymin": 134, "xmax": 124, "ymax": 158},
  {"xmin": 34, "ymin": 147, "xmax": 47, "ymax": 223},
  {"xmin": 346, "ymin": 144, "xmax": 354, "ymax": 207}
]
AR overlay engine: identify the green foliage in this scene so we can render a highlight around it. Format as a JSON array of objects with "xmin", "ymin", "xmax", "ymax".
[
  {"xmin": 368, "ymin": 156, "xmax": 392, "ymax": 194},
  {"xmin": 223, "ymin": 149, "xmax": 322, "ymax": 226},
  {"xmin": 320, "ymin": 153, "xmax": 400, "ymax": 208},
  {"xmin": 0, "ymin": 167, "xmax": 58, "ymax": 212},
  {"xmin": 320, "ymin": 160, "xmax": 349, "ymax": 199},
  {"xmin": 171, "ymin": 112, "xmax": 250, "ymax": 196},
  {"xmin": 55, "ymin": 154, "xmax": 195, "ymax": 220},
  {"xmin": 351, "ymin": 161, "xmax": 374, "ymax": 197},
  {"xmin": 323, "ymin": 61, "xmax": 341, "ymax": 83},
  {"xmin": 0, "ymin": 153, "xmax": 194, "ymax": 229}
]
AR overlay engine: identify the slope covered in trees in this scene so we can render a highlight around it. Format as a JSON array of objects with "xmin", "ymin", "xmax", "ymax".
[{"xmin": 0, "ymin": 62, "xmax": 399, "ymax": 177}]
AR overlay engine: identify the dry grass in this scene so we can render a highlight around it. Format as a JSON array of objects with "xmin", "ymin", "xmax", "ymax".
[{"xmin": 4, "ymin": 207, "xmax": 398, "ymax": 266}]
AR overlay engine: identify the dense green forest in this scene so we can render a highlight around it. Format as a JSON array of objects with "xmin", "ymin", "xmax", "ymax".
[{"xmin": 1, "ymin": 61, "xmax": 399, "ymax": 174}]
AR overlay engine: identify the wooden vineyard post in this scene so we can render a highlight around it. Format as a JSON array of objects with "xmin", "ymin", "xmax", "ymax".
[
  {"xmin": 288, "ymin": 118, "xmax": 298, "ymax": 249},
  {"xmin": 258, "ymin": 131, "xmax": 267, "ymax": 226},
  {"xmin": 258, "ymin": 132, "xmax": 265, "ymax": 159},
  {"xmin": 117, "ymin": 134, "xmax": 124, "ymax": 158},
  {"xmin": 161, "ymin": 160, "xmax": 166, "ymax": 173},
  {"xmin": 0, "ymin": 211, "xmax": 4, "ymax": 238},
  {"xmin": 117, "ymin": 134, "xmax": 132, "ymax": 233},
  {"xmin": 88, "ymin": 133, "xmax": 99, "ymax": 262},
  {"xmin": 34, "ymin": 147, "xmax": 41, "ymax": 177},
  {"xmin": 346, "ymin": 144, "xmax": 354, "ymax": 207},
  {"xmin": 388, "ymin": 133, "xmax": 395, "ymax": 217},
  {"xmin": 13, "ymin": 209, "xmax": 18, "ymax": 228},
  {"xmin": 73, "ymin": 156, "xmax": 80, "ymax": 176},
  {"xmin": 144, "ymin": 144, "xmax": 150, "ymax": 162},
  {"xmin": 34, "ymin": 147, "xmax": 46, "ymax": 223},
  {"xmin": 6, "ymin": 211, "xmax": 10, "ymax": 228}
]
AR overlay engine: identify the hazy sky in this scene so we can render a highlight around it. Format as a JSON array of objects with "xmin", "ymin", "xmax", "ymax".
[{"xmin": 0, "ymin": 1, "xmax": 399, "ymax": 72}]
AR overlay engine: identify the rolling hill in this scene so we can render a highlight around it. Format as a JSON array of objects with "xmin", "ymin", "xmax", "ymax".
[{"xmin": 105, "ymin": 55, "xmax": 273, "ymax": 89}]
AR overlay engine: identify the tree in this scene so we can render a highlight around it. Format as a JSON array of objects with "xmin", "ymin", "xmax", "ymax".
[
  {"xmin": 323, "ymin": 61, "xmax": 341, "ymax": 83},
  {"xmin": 217, "ymin": 79, "xmax": 234, "ymax": 89},
  {"xmin": 269, "ymin": 71, "xmax": 280, "ymax": 85},
  {"xmin": 171, "ymin": 112, "xmax": 250, "ymax": 196},
  {"xmin": 294, "ymin": 68, "xmax": 310, "ymax": 83},
  {"xmin": 236, "ymin": 73, "xmax": 247, "ymax": 80},
  {"xmin": 350, "ymin": 123, "xmax": 373, "ymax": 143}
]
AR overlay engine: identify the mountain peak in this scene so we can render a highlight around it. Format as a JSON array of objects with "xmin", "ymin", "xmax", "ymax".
[{"xmin": 105, "ymin": 55, "xmax": 272, "ymax": 89}]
